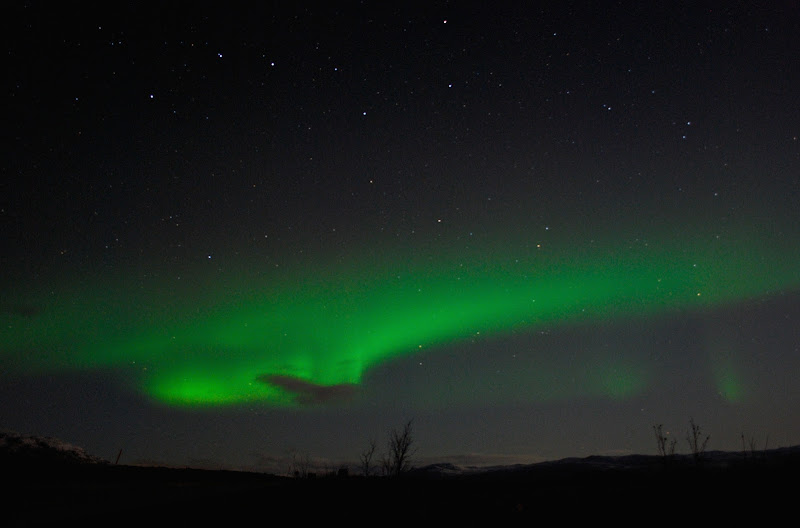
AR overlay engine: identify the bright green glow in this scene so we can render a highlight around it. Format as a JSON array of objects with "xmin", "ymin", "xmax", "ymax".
[
  {"xmin": 594, "ymin": 362, "xmax": 649, "ymax": 400},
  {"xmin": 704, "ymin": 319, "xmax": 749, "ymax": 403},
  {"xmin": 1, "ymin": 223, "xmax": 798, "ymax": 406},
  {"xmin": 714, "ymin": 364, "xmax": 745, "ymax": 403}
]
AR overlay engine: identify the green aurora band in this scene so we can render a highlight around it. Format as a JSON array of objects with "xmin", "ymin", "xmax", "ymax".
[{"xmin": 2, "ymin": 222, "xmax": 798, "ymax": 407}]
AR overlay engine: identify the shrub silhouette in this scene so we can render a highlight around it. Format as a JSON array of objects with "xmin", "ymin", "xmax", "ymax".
[
  {"xmin": 686, "ymin": 418, "xmax": 709, "ymax": 464},
  {"xmin": 653, "ymin": 424, "xmax": 677, "ymax": 462}
]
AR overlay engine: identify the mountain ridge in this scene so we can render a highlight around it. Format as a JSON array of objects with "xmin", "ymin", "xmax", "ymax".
[{"xmin": 5, "ymin": 429, "xmax": 800, "ymax": 477}]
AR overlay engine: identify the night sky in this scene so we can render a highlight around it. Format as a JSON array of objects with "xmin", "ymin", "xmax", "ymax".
[{"xmin": 2, "ymin": 2, "xmax": 799, "ymax": 473}]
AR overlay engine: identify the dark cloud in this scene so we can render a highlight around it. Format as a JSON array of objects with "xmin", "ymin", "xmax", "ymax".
[{"xmin": 257, "ymin": 375, "xmax": 357, "ymax": 405}]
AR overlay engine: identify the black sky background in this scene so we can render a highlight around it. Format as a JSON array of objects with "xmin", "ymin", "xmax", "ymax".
[{"xmin": 2, "ymin": 2, "xmax": 799, "ymax": 471}]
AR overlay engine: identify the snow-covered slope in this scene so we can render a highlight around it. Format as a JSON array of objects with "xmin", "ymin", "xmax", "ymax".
[{"xmin": 0, "ymin": 430, "xmax": 107, "ymax": 465}]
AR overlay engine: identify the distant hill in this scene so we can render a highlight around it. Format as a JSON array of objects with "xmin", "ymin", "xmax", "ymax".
[
  {"xmin": 4, "ymin": 428, "xmax": 800, "ymax": 476},
  {"xmin": 0, "ymin": 430, "xmax": 108, "ymax": 467},
  {"xmin": 3, "ymin": 431, "xmax": 799, "ymax": 524},
  {"xmin": 412, "ymin": 445, "xmax": 800, "ymax": 478}
]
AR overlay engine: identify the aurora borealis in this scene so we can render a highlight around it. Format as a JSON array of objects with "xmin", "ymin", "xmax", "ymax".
[
  {"xmin": 2, "ymin": 2, "xmax": 799, "ymax": 471},
  {"xmin": 4, "ymin": 219, "xmax": 798, "ymax": 407}
]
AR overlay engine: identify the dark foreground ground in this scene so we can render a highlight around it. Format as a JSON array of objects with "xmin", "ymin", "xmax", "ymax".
[{"xmin": 6, "ymin": 452, "xmax": 799, "ymax": 526}]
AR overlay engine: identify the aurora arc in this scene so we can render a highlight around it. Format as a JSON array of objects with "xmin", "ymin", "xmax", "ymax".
[{"xmin": 2, "ymin": 223, "xmax": 798, "ymax": 407}]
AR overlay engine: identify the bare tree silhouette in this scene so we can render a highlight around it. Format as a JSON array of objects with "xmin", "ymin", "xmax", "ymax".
[
  {"xmin": 288, "ymin": 451, "xmax": 313, "ymax": 478},
  {"xmin": 741, "ymin": 432, "xmax": 769, "ymax": 462},
  {"xmin": 360, "ymin": 438, "xmax": 377, "ymax": 477},
  {"xmin": 383, "ymin": 420, "xmax": 415, "ymax": 476}
]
